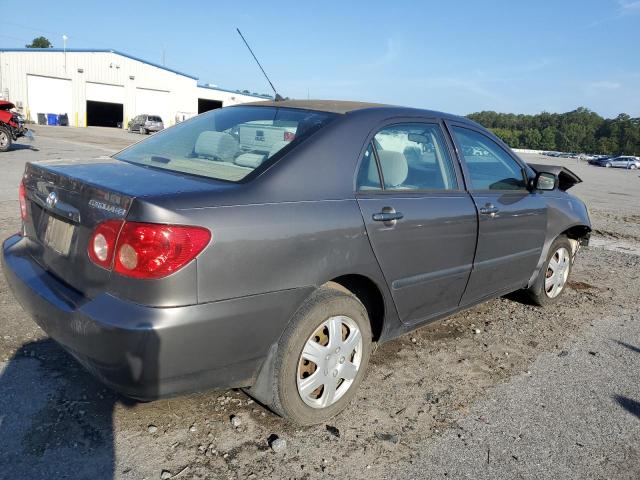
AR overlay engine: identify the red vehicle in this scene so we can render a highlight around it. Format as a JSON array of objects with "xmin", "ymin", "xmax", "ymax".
[{"xmin": 0, "ymin": 101, "xmax": 28, "ymax": 152}]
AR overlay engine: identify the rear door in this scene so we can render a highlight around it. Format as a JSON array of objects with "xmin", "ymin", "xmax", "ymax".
[
  {"xmin": 447, "ymin": 123, "xmax": 547, "ymax": 304},
  {"xmin": 356, "ymin": 120, "xmax": 478, "ymax": 325}
]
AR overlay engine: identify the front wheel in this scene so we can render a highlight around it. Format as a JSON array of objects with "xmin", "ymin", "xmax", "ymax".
[
  {"xmin": 139, "ymin": 126, "xmax": 147, "ymax": 135},
  {"xmin": 525, "ymin": 236, "xmax": 573, "ymax": 306},
  {"xmin": 605, "ymin": 162, "xmax": 612, "ymax": 168},
  {"xmin": 629, "ymin": 164, "xmax": 637, "ymax": 170},
  {"xmin": 0, "ymin": 127, "xmax": 12, "ymax": 152},
  {"xmin": 270, "ymin": 287, "xmax": 372, "ymax": 425}
]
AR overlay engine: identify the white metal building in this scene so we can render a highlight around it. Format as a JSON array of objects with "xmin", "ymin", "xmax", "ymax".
[{"xmin": 0, "ymin": 48, "xmax": 270, "ymax": 128}]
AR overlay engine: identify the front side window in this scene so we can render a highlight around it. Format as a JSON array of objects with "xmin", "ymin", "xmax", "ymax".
[
  {"xmin": 116, "ymin": 106, "xmax": 337, "ymax": 182},
  {"xmin": 357, "ymin": 123, "xmax": 458, "ymax": 191},
  {"xmin": 451, "ymin": 126, "xmax": 527, "ymax": 190}
]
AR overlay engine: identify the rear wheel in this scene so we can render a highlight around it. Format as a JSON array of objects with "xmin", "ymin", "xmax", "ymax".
[
  {"xmin": 525, "ymin": 236, "xmax": 573, "ymax": 306},
  {"xmin": 270, "ymin": 287, "xmax": 372, "ymax": 425},
  {"xmin": 139, "ymin": 126, "xmax": 147, "ymax": 135},
  {"xmin": 0, "ymin": 127, "xmax": 12, "ymax": 152}
]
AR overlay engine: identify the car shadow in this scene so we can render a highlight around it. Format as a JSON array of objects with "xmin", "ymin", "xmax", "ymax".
[
  {"xmin": 613, "ymin": 395, "xmax": 640, "ymax": 420},
  {"xmin": 9, "ymin": 143, "xmax": 39, "ymax": 152},
  {"xmin": 0, "ymin": 339, "xmax": 144, "ymax": 479},
  {"xmin": 615, "ymin": 340, "xmax": 640, "ymax": 354}
]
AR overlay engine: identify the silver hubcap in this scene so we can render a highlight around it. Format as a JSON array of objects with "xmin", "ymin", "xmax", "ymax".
[
  {"xmin": 0, "ymin": 132, "xmax": 8, "ymax": 148},
  {"xmin": 545, "ymin": 247, "xmax": 571, "ymax": 298},
  {"xmin": 297, "ymin": 315, "xmax": 362, "ymax": 409}
]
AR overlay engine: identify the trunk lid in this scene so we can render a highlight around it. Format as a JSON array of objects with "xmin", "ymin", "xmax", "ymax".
[{"xmin": 21, "ymin": 158, "xmax": 228, "ymax": 297}]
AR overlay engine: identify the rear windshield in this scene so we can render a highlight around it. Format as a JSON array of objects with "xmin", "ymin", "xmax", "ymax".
[
  {"xmin": 147, "ymin": 116, "xmax": 162, "ymax": 122},
  {"xmin": 115, "ymin": 106, "xmax": 337, "ymax": 182}
]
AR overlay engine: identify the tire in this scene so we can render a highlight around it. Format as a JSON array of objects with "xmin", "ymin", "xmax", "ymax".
[
  {"xmin": 139, "ymin": 126, "xmax": 147, "ymax": 135},
  {"xmin": 629, "ymin": 164, "xmax": 637, "ymax": 170},
  {"xmin": 128, "ymin": 125, "xmax": 133, "ymax": 133},
  {"xmin": 0, "ymin": 127, "xmax": 12, "ymax": 152},
  {"xmin": 269, "ymin": 286, "xmax": 372, "ymax": 425},
  {"xmin": 605, "ymin": 162, "xmax": 612, "ymax": 168},
  {"xmin": 525, "ymin": 236, "xmax": 573, "ymax": 306}
]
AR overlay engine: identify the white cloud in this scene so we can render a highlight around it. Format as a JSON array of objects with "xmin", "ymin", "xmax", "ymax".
[
  {"xmin": 583, "ymin": 80, "xmax": 622, "ymax": 95},
  {"xmin": 618, "ymin": 0, "xmax": 640, "ymax": 12},
  {"xmin": 363, "ymin": 38, "xmax": 400, "ymax": 69}
]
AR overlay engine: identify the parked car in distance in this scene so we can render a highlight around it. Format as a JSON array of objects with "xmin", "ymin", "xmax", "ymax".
[
  {"xmin": 589, "ymin": 155, "xmax": 640, "ymax": 169},
  {"xmin": 0, "ymin": 100, "xmax": 28, "ymax": 152},
  {"xmin": 128, "ymin": 114, "xmax": 164, "ymax": 134},
  {"xmin": 2, "ymin": 100, "xmax": 592, "ymax": 425}
]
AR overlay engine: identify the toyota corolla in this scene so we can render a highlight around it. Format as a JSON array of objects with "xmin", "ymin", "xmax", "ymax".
[{"xmin": 2, "ymin": 100, "xmax": 591, "ymax": 425}]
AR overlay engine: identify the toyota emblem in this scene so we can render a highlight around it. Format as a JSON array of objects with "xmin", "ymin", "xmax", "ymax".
[{"xmin": 46, "ymin": 191, "xmax": 58, "ymax": 208}]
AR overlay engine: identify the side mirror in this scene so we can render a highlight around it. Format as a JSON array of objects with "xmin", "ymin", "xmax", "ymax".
[{"xmin": 534, "ymin": 172, "xmax": 558, "ymax": 191}]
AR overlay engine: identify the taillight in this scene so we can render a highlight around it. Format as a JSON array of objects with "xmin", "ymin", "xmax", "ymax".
[
  {"xmin": 87, "ymin": 219, "xmax": 124, "ymax": 269},
  {"xmin": 284, "ymin": 131, "xmax": 295, "ymax": 142},
  {"xmin": 88, "ymin": 221, "xmax": 211, "ymax": 279},
  {"xmin": 18, "ymin": 181, "xmax": 28, "ymax": 220}
]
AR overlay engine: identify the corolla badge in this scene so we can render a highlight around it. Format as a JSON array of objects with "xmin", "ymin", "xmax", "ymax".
[{"xmin": 46, "ymin": 191, "xmax": 58, "ymax": 208}]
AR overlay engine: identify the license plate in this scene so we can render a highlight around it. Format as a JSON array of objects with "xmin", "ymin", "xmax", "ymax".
[{"xmin": 43, "ymin": 215, "xmax": 75, "ymax": 256}]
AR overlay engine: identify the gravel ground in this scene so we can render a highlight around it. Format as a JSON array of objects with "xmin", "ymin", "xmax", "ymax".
[{"xmin": 0, "ymin": 129, "xmax": 638, "ymax": 479}]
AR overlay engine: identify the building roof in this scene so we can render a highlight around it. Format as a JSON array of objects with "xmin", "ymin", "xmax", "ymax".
[
  {"xmin": 197, "ymin": 83, "xmax": 272, "ymax": 100},
  {"xmin": 0, "ymin": 48, "xmax": 200, "ymax": 80},
  {"xmin": 0, "ymin": 47, "xmax": 274, "ymax": 100},
  {"xmin": 241, "ymin": 99, "xmax": 391, "ymax": 114}
]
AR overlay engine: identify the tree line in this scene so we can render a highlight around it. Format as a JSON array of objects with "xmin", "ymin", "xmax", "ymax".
[{"xmin": 467, "ymin": 107, "xmax": 640, "ymax": 155}]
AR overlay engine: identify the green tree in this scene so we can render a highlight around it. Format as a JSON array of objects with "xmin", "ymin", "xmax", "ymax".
[
  {"xmin": 468, "ymin": 107, "xmax": 640, "ymax": 155},
  {"xmin": 26, "ymin": 36, "xmax": 53, "ymax": 48},
  {"xmin": 540, "ymin": 126, "xmax": 556, "ymax": 150},
  {"xmin": 520, "ymin": 128, "xmax": 542, "ymax": 150},
  {"xmin": 491, "ymin": 128, "xmax": 521, "ymax": 148}
]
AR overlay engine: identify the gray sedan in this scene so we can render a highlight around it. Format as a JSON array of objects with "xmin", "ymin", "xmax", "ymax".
[{"xmin": 2, "ymin": 100, "xmax": 591, "ymax": 425}]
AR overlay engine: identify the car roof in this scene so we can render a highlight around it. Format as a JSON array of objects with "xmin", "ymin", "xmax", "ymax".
[{"xmin": 239, "ymin": 99, "xmax": 471, "ymax": 123}]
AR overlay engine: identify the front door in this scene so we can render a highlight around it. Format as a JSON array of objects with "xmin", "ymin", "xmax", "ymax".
[
  {"xmin": 448, "ymin": 124, "xmax": 547, "ymax": 304},
  {"xmin": 356, "ymin": 122, "xmax": 478, "ymax": 325}
]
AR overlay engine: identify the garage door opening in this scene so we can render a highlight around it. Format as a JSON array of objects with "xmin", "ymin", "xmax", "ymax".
[
  {"xmin": 198, "ymin": 99, "xmax": 223, "ymax": 114},
  {"xmin": 86, "ymin": 100, "xmax": 123, "ymax": 128}
]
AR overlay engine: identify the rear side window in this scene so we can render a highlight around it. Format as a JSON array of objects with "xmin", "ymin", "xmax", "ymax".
[
  {"xmin": 356, "ymin": 144, "xmax": 382, "ymax": 190},
  {"xmin": 148, "ymin": 116, "xmax": 162, "ymax": 122},
  {"xmin": 451, "ymin": 127, "xmax": 527, "ymax": 190},
  {"xmin": 116, "ymin": 106, "xmax": 337, "ymax": 182},
  {"xmin": 357, "ymin": 123, "xmax": 458, "ymax": 191}
]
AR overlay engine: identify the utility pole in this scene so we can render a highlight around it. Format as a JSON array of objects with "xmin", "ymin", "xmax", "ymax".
[{"xmin": 62, "ymin": 34, "xmax": 68, "ymax": 72}]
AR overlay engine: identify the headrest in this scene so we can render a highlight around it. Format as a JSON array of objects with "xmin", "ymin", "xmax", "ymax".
[
  {"xmin": 368, "ymin": 150, "xmax": 408, "ymax": 188},
  {"xmin": 194, "ymin": 131, "xmax": 239, "ymax": 161},
  {"xmin": 235, "ymin": 153, "xmax": 265, "ymax": 168}
]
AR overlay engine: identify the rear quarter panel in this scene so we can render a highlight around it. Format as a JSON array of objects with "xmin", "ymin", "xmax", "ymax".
[{"xmin": 188, "ymin": 199, "xmax": 388, "ymax": 303}]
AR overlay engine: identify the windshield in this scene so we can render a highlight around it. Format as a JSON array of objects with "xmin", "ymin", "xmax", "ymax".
[{"xmin": 115, "ymin": 106, "xmax": 337, "ymax": 182}]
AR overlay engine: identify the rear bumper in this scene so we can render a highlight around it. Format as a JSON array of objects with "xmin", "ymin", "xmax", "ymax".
[{"xmin": 2, "ymin": 234, "xmax": 312, "ymax": 400}]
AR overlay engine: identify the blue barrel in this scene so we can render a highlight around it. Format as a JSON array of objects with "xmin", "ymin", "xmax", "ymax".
[{"xmin": 47, "ymin": 113, "xmax": 58, "ymax": 125}]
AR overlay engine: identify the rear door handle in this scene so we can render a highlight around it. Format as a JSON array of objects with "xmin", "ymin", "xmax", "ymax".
[
  {"xmin": 372, "ymin": 207, "xmax": 403, "ymax": 225},
  {"xmin": 372, "ymin": 212, "xmax": 404, "ymax": 222},
  {"xmin": 479, "ymin": 204, "xmax": 499, "ymax": 217}
]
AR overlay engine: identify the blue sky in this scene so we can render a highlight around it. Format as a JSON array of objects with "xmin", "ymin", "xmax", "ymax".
[{"xmin": 1, "ymin": 0, "xmax": 638, "ymax": 117}]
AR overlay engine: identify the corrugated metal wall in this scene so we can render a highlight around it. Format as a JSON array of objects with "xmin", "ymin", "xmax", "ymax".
[{"xmin": 0, "ymin": 50, "xmax": 267, "ymax": 128}]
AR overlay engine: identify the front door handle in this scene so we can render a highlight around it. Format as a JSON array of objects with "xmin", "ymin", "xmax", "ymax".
[
  {"xmin": 479, "ymin": 204, "xmax": 499, "ymax": 217},
  {"xmin": 372, "ymin": 207, "xmax": 403, "ymax": 225}
]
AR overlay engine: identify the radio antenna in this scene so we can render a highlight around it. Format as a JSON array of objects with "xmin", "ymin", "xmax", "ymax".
[{"xmin": 236, "ymin": 28, "xmax": 284, "ymax": 101}]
